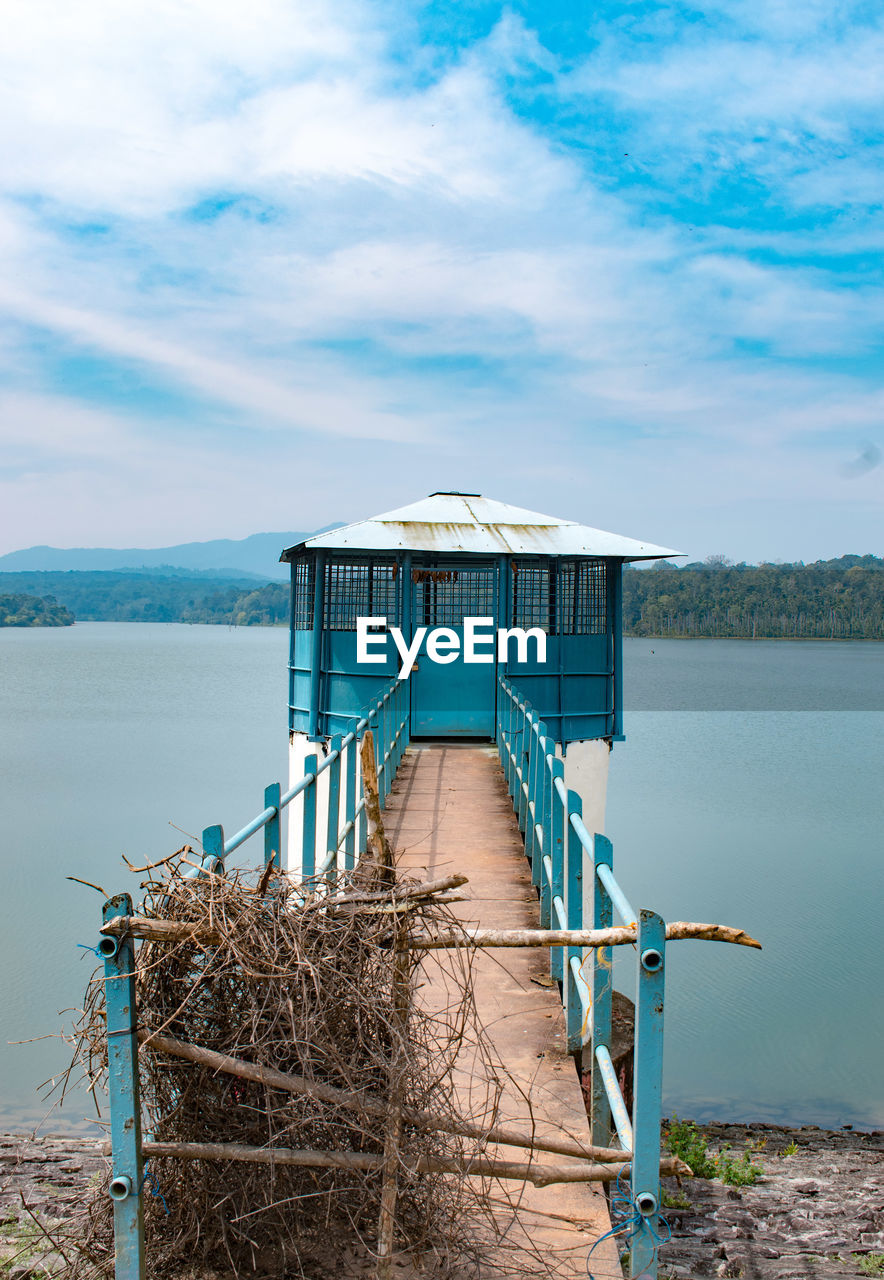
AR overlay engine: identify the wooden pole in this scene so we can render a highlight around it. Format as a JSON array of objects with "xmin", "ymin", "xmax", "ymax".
[
  {"xmin": 129, "ymin": 1140, "xmax": 692, "ymax": 1185},
  {"xmin": 409, "ymin": 921, "xmax": 761, "ymax": 951},
  {"xmin": 360, "ymin": 729, "xmax": 395, "ymax": 886},
  {"xmin": 376, "ymin": 926, "xmax": 410, "ymax": 1279},
  {"xmin": 137, "ymin": 1029, "xmax": 633, "ymax": 1163},
  {"xmin": 102, "ymin": 915, "xmax": 758, "ymax": 951}
]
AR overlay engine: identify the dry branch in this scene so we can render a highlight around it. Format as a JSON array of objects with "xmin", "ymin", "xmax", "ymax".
[
  {"xmin": 133, "ymin": 1140, "xmax": 691, "ymax": 1186},
  {"xmin": 410, "ymin": 921, "xmax": 761, "ymax": 951},
  {"xmin": 360, "ymin": 729, "xmax": 394, "ymax": 885},
  {"xmin": 138, "ymin": 1028, "xmax": 633, "ymax": 1163}
]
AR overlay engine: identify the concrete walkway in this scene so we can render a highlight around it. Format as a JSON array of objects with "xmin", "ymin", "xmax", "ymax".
[{"xmin": 383, "ymin": 742, "xmax": 622, "ymax": 1280}]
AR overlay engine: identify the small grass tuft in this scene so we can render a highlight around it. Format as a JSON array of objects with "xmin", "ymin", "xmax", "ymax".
[
  {"xmin": 661, "ymin": 1188, "xmax": 692, "ymax": 1210},
  {"xmin": 663, "ymin": 1115, "xmax": 764, "ymax": 1185},
  {"xmin": 857, "ymin": 1254, "xmax": 884, "ymax": 1277},
  {"xmin": 717, "ymin": 1144, "xmax": 764, "ymax": 1187},
  {"xmin": 663, "ymin": 1115, "xmax": 718, "ymax": 1178},
  {"xmin": 783, "ymin": 1140, "xmax": 799, "ymax": 1156}
]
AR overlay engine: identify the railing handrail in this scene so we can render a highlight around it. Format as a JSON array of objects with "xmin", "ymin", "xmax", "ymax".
[
  {"xmin": 189, "ymin": 676, "xmax": 409, "ymax": 876},
  {"xmin": 496, "ymin": 671, "xmax": 664, "ymax": 1279}
]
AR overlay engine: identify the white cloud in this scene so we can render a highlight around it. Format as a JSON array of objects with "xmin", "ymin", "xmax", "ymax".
[{"xmin": 0, "ymin": 2, "xmax": 880, "ymax": 555}]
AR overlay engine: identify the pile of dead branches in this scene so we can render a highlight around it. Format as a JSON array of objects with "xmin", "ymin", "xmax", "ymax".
[{"xmin": 63, "ymin": 858, "xmax": 504, "ymax": 1279}]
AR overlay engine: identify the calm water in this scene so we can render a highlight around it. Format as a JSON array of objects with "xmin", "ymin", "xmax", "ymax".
[{"xmin": 1, "ymin": 626, "xmax": 881, "ymax": 1131}]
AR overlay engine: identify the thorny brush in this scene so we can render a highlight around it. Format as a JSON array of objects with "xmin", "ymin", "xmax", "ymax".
[{"xmin": 56, "ymin": 856, "xmax": 580, "ymax": 1280}]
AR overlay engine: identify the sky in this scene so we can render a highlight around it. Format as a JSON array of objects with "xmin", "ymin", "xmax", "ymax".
[{"xmin": 1, "ymin": 0, "xmax": 882, "ymax": 563}]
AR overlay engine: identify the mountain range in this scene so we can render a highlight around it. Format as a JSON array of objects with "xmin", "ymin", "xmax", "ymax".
[{"xmin": 0, "ymin": 528, "xmax": 342, "ymax": 579}]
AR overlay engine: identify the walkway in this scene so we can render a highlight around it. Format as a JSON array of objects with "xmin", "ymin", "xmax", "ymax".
[{"xmin": 383, "ymin": 742, "xmax": 621, "ymax": 1280}]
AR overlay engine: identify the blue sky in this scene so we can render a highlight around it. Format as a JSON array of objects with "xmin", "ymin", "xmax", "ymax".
[{"xmin": 1, "ymin": 0, "xmax": 882, "ymax": 562}]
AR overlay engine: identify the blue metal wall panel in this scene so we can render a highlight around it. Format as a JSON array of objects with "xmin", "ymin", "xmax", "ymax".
[
  {"xmin": 505, "ymin": 634, "xmax": 612, "ymax": 743},
  {"xmin": 290, "ymin": 631, "xmax": 399, "ymax": 736}
]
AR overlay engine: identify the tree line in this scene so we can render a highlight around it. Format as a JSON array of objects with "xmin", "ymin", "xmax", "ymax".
[
  {"xmin": 622, "ymin": 555, "xmax": 883, "ymax": 639},
  {"xmin": 0, "ymin": 593, "xmax": 75, "ymax": 627},
  {"xmin": 1, "ymin": 557, "xmax": 882, "ymax": 638},
  {"xmin": 0, "ymin": 571, "xmax": 287, "ymax": 626}
]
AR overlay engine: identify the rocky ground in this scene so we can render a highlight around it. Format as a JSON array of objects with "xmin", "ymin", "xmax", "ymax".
[
  {"xmin": 653, "ymin": 1122, "xmax": 884, "ymax": 1279},
  {"xmin": 0, "ymin": 1133, "xmax": 104, "ymax": 1276},
  {"xmin": 1, "ymin": 1123, "xmax": 881, "ymax": 1278}
]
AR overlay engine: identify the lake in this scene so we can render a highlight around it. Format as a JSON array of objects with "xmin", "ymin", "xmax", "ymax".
[{"xmin": 1, "ymin": 624, "xmax": 881, "ymax": 1131}]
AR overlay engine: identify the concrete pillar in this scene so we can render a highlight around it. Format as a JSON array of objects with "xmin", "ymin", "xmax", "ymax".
[
  {"xmin": 561, "ymin": 737, "xmax": 610, "ymax": 841},
  {"xmin": 286, "ymin": 731, "xmax": 359, "ymax": 879}
]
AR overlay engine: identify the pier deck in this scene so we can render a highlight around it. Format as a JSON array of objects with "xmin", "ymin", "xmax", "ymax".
[{"xmin": 384, "ymin": 742, "xmax": 621, "ymax": 1279}]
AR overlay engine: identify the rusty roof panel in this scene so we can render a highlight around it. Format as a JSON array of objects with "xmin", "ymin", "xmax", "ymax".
[{"xmin": 281, "ymin": 494, "xmax": 682, "ymax": 561}]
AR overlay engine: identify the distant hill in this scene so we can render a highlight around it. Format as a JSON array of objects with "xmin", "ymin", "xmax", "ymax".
[{"xmin": 0, "ymin": 527, "xmax": 342, "ymax": 579}]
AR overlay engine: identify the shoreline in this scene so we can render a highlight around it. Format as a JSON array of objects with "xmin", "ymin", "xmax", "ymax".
[{"xmin": 2, "ymin": 1122, "xmax": 881, "ymax": 1278}]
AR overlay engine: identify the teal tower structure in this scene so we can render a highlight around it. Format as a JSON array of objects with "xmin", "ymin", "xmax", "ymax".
[{"xmin": 281, "ymin": 492, "xmax": 679, "ymax": 748}]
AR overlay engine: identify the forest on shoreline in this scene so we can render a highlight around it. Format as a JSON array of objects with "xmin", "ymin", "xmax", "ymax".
[
  {"xmin": 1, "ymin": 555, "xmax": 881, "ymax": 638},
  {"xmin": 0, "ymin": 593, "xmax": 75, "ymax": 627}
]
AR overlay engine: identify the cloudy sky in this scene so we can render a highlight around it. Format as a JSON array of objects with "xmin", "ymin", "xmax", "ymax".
[{"xmin": 1, "ymin": 0, "xmax": 882, "ymax": 562}]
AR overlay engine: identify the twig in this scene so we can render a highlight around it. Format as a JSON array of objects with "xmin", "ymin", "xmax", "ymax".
[
  {"xmin": 66, "ymin": 876, "xmax": 107, "ymax": 896},
  {"xmin": 122, "ymin": 844, "xmax": 193, "ymax": 874}
]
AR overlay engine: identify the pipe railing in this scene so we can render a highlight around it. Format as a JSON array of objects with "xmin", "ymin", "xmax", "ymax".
[
  {"xmin": 185, "ymin": 675, "xmax": 409, "ymax": 888},
  {"xmin": 497, "ymin": 673, "xmax": 665, "ymax": 1279}
]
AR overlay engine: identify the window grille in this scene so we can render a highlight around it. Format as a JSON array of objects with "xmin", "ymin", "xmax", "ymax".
[
  {"xmin": 511, "ymin": 558, "xmax": 607, "ymax": 635},
  {"xmin": 413, "ymin": 567, "xmax": 495, "ymax": 627},
  {"xmin": 323, "ymin": 558, "xmax": 399, "ymax": 631},
  {"xmin": 291, "ymin": 556, "xmax": 315, "ymax": 630},
  {"xmin": 558, "ymin": 559, "xmax": 607, "ymax": 635},
  {"xmin": 511, "ymin": 561, "xmax": 550, "ymax": 630}
]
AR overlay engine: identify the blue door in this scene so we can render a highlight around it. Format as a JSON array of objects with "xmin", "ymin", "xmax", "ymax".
[{"xmin": 409, "ymin": 564, "xmax": 497, "ymax": 737}]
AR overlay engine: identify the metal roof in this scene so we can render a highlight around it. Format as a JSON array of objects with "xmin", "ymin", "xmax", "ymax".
[{"xmin": 281, "ymin": 494, "xmax": 682, "ymax": 561}]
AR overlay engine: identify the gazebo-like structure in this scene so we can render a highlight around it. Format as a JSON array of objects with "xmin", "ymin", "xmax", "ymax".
[{"xmin": 281, "ymin": 491, "xmax": 678, "ymax": 745}]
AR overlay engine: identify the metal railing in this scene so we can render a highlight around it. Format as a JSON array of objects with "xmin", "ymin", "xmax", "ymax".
[
  {"xmin": 497, "ymin": 673, "xmax": 666, "ymax": 1279},
  {"xmin": 184, "ymin": 675, "xmax": 409, "ymax": 886},
  {"xmin": 98, "ymin": 675, "xmax": 410, "ymax": 1280}
]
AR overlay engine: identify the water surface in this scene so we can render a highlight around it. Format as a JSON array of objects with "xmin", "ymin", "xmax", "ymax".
[{"xmin": 1, "ymin": 627, "xmax": 881, "ymax": 1130}]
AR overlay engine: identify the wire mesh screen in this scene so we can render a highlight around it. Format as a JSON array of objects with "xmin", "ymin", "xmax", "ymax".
[
  {"xmin": 323, "ymin": 558, "xmax": 399, "ymax": 630},
  {"xmin": 511, "ymin": 561, "xmax": 550, "ymax": 630},
  {"xmin": 291, "ymin": 556, "xmax": 315, "ymax": 630},
  {"xmin": 413, "ymin": 567, "xmax": 495, "ymax": 627},
  {"xmin": 558, "ymin": 559, "xmax": 607, "ymax": 634},
  {"xmin": 511, "ymin": 558, "xmax": 607, "ymax": 635}
]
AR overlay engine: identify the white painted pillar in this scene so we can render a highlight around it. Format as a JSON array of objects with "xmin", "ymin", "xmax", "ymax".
[
  {"xmin": 286, "ymin": 731, "xmax": 360, "ymax": 879},
  {"xmin": 561, "ymin": 737, "xmax": 610, "ymax": 842}
]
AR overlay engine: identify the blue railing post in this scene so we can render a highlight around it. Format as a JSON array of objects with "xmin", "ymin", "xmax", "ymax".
[
  {"xmin": 565, "ymin": 792, "xmax": 585, "ymax": 1052},
  {"xmin": 532, "ymin": 721, "xmax": 549, "ymax": 881},
  {"xmin": 549, "ymin": 758, "xmax": 565, "ymax": 982},
  {"xmin": 527, "ymin": 720, "xmax": 540, "ymax": 873},
  {"xmin": 264, "ymin": 782, "xmax": 281, "ymax": 870},
  {"xmin": 325, "ymin": 735, "xmax": 343, "ymax": 888},
  {"xmin": 517, "ymin": 709, "xmax": 531, "ymax": 834},
  {"xmin": 201, "ymin": 824, "xmax": 224, "ymax": 873},
  {"xmin": 503, "ymin": 682, "xmax": 512, "ymax": 797},
  {"xmin": 631, "ymin": 909, "xmax": 666, "ymax": 1279},
  {"xmin": 379, "ymin": 696, "xmax": 388, "ymax": 802},
  {"xmin": 357, "ymin": 732, "xmax": 368, "ymax": 856},
  {"xmin": 538, "ymin": 743, "xmax": 552, "ymax": 928},
  {"xmin": 101, "ymin": 893, "xmax": 145, "ymax": 1280},
  {"xmin": 302, "ymin": 754, "xmax": 317, "ymax": 881},
  {"xmin": 344, "ymin": 731, "xmax": 357, "ymax": 870},
  {"xmin": 591, "ymin": 833, "xmax": 614, "ymax": 1149}
]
